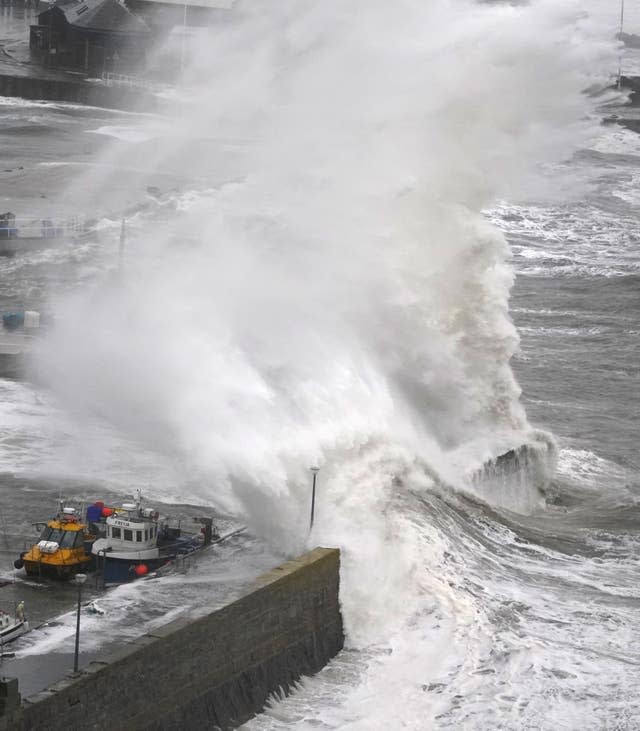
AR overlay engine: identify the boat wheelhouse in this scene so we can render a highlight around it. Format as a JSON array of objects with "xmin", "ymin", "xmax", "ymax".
[
  {"xmin": 16, "ymin": 505, "xmax": 96, "ymax": 580},
  {"xmin": 91, "ymin": 496, "xmax": 209, "ymax": 584}
]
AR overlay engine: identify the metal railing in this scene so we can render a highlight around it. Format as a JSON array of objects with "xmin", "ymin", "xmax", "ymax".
[
  {"xmin": 101, "ymin": 72, "xmax": 154, "ymax": 90},
  {"xmin": 0, "ymin": 216, "xmax": 90, "ymax": 240}
]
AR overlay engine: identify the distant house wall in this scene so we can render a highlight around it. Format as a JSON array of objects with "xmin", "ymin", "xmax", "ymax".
[{"xmin": 30, "ymin": 5, "xmax": 149, "ymax": 75}]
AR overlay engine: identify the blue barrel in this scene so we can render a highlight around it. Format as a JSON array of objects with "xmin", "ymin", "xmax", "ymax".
[{"xmin": 3, "ymin": 312, "xmax": 24, "ymax": 331}]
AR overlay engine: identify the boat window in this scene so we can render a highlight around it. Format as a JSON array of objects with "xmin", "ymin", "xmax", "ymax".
[
  {"xmin": 144, "ymin": 529, "xmax": 148, "ymax": 541},
  {"xmin": 124, "ymin": 529, "xmax": 133, "ymax": 541},
  {"xmin": 111, "ymin": 527, "xmax": 121, "ymax": 539},
  {"xmin": 60, "ymin": 531, "xmax": 79, "ymax": 548},
  {"xmin": 47, "ymin": 529, "xmax": 65, "ymax": 545},
  {"xmin": 39, "ymin": 526, "xmax": 52, "ymax": 541},
  {"xmin": 136, "ymin": 531, "xmax": 142, "ymax": 542}
]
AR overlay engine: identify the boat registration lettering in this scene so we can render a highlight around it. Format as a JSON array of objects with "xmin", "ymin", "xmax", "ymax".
[{"xmin": 112, "ymin": 519, "xmax": 133, "ymax": 528}]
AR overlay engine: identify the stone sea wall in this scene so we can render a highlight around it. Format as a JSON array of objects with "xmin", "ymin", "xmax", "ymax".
[
  {"xmin": 0, "ymin": 73, "xmax": 156, "ymax": 111},
  {"xmin": 0, "ymin": 547, "xmax": 344, "ymax": 730}
]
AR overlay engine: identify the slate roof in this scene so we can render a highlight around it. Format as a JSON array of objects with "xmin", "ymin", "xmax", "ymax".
[
  {"xmin": 132, "ymin": 0, "xmax": 232, "ymax": 6},
  {"xmin": 59, "ymin": 0, "xmax": 150, "ymax": 34}
]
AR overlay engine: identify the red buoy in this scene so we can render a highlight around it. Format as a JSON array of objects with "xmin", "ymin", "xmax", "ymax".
[
  {"xmin": 101, "ymin": 507, "xmax": 113, "ymax": 517},
  {"xmin": 134, "ymin": 564, "xmax": 148, "ymax": 577}
]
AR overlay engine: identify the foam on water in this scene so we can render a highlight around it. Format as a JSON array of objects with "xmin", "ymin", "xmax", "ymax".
[{"xmin": 87, "ymin": 125, "xmax": 160, "ymax": 143}]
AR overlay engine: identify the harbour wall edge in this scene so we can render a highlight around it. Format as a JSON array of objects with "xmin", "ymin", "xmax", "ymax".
[
  {"xmin": 0, "ymin": 73, "xmax": 156, "ymax": 112},
  {"xmin": 0, "ymin": 546, "xmax": 344, "ymax": 730}
]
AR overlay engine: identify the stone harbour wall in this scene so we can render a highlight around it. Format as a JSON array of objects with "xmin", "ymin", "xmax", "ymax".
[
  {"xmin": 0, "ymin": 74, "xmax": 157, "ymax": 111},
  {"xmin": 0, "ymin": 547, "xmax": 344, "ymax": 731}
]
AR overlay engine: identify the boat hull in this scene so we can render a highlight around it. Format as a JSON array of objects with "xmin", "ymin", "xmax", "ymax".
[
  {"xmin": 0, "ymin": 620, "xmax": 29, "ymax": 644},
  {"xmin": 100, "ymin": 556, "xmax": 168, "ymax": 584},
  {"xmin": 23, "ymin": 557, "xmax": 93, "ymax": 580}
]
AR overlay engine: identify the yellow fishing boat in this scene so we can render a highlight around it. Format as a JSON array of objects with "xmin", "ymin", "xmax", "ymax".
[{"xmin": 15, "ymin": 504, "xmax": 97, "ymax": 580}]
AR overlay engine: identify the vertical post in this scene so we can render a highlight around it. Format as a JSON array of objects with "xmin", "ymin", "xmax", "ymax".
[
  {"xmin": 309, "ymin": 467, "xmax": 319, "ymax": 531},
  {"xmin": 118, "ymin": 218, "xmax": 125, "ymax": 272},
  {"xmin": 618, "ymin": 0, "xmax": 625, "ymax": 89},
  {"xmin": 180, "ymin": 1, "xmax": 187, "ymax": 78},
  {"xmin": 73, "ymin": 573, "xmax": 86, "ymax": 673}
]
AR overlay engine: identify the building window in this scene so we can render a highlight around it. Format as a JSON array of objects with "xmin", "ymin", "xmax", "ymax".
[
  {"xmin": 112, "ymin": 527, "xmax": 121, "ymax": 539},
  {"xmin": 124, "ymin": 529, "xmax": 133, "ymax": 541}
]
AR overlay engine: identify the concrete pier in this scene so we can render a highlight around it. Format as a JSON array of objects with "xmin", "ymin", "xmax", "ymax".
[{"xmin": 0, "ymin": 547, "xmax": 344, "ymax": 730}]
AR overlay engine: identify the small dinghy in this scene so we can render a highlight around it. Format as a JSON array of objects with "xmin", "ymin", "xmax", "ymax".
[{"xmin": 0, "ymin": 602, "xmax": 29, "ymax": 644}]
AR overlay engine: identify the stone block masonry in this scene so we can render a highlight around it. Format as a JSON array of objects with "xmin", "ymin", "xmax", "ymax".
[
  {"xmin": 0, "ymin": 547, "xmax": 344, "ymax": 730},
  {"xmin": 0, "ymin": 74, "xmax": 157, "ymax": 112}
]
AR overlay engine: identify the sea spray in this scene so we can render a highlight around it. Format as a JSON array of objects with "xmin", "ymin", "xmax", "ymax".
[
  {"xmin": 29, "ymin": 11, "xmax": 619, "ymax": 718},
  {"xmin": 41, "ymin": 1, "xmax": 612, "ymax": 529}
]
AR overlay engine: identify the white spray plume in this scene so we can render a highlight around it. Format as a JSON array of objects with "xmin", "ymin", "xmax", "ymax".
[{"xmin": 42, "ymin": 0, "xmax": 615, "ymax": 550}]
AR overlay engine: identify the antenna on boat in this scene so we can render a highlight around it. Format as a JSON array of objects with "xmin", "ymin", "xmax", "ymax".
[{"xmin": 618, "ymin": 0, "xmax": 625, "ymax": 89}]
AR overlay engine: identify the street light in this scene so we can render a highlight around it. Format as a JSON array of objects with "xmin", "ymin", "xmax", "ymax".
[
  {"xmin": 309, "ymin": 467, "xmax": 319, "ymax": 532},
  {"xmin": 73, "ymin": 573, "xmax": 87, "ymax": 673}
]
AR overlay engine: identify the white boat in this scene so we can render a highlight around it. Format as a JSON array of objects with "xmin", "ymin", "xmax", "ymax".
[
  {"xmin": 0, "ymin": 605, "xmax": 29, "ymax": 644},
  {"xmin": 90, "ymin": 493, "xmax": 215, "ymax": 584}
]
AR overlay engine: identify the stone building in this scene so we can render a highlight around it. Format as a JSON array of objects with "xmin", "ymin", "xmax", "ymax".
[{"xmin": 30, "ymin": 0, "xmax": 151, "ymax": 76}]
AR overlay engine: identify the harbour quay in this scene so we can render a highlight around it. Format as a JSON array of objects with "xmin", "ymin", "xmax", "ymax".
[{"xmin": 0, "ymin": 547, "xmax": 344, "ymax": 731}]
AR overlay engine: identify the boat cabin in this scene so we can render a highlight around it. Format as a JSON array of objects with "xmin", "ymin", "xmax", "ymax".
[
  {"xmin": 36, "ymin": 507, "xmax": 87, "ymax": 552},
  {"xmin": 105, "ymin": 514, "xmax": 158, "ymax": 550},
  {"xmin": 101, "ymin": 502, "xmax": 164, "ymax": 552}
]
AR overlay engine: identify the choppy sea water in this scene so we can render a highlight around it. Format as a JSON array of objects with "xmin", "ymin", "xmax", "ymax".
[{"xmin": 0, "ymin": 1, "xmax": 639, "ymax": 729}]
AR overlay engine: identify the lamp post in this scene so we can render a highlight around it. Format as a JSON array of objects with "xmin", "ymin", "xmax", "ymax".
[
  {"xmin": 73, "ymin": 573, "xmax": 87, "ymax": 673},
  {"xmin": 309, "ymin": 467, "xmax": 319, "ymax": 531},
  {"xmin": 618, "ymin": 0, "xmax": 625, "ymax": 89},
  {"xmin": 180, "ymin": 1, "xmax": 187, "ymax": 78}
]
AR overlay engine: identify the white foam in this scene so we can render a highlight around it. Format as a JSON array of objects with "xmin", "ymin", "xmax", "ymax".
[{"xmin": 87, "ymin": 126, "xmax": 154, "ymax": 143}]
